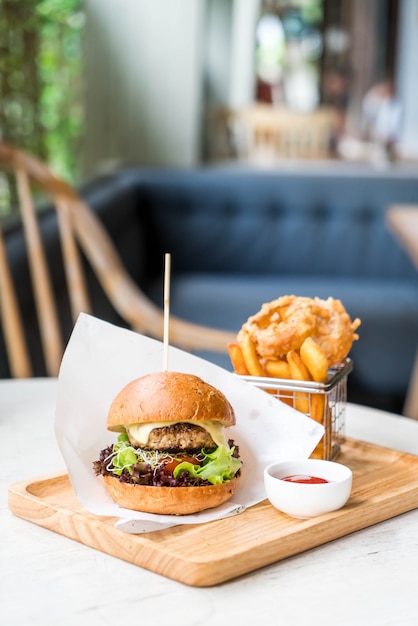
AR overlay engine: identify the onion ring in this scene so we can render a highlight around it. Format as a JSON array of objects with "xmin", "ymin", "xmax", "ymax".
[{"xmin": 238, "ymin": 295, "xmax": 360, "ymax": 367}]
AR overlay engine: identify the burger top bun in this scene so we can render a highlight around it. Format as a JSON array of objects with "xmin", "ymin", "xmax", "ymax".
[{"xmin": 107, "ymin": 371, "xmax": 236, "ymax": 432}]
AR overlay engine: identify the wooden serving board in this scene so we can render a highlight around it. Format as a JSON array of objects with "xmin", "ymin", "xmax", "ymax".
[{"xmin": 8, "ymin": 438, "xmax": 418, "ymax": 587}]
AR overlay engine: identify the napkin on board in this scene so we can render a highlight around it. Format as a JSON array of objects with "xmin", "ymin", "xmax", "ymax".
[{"xmin": 55, "ymin": 313, "xmax": 324, "ymax": 533}]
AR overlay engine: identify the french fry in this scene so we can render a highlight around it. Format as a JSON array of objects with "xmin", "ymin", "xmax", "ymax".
[
  {"xmin": 310, "ymin": 440, "xmax": 324, "ymax": 460},
  {"xmin": 264, "ymin": 359, "xmax": 291, "ymax": 379},
  {"xmin": 309, "ymin": 393, "xmax": 326, "ymax": 459},
  {"xmin": 323, "ymin": 405, "xmax": 333, "ymax": 459},
  {"xmin": 286, "ymin": 350, "xmax": 311, "ymax": 413},
  {"xmin": 227, "ymin": 343, "xmax": 249, "ymax": 375},
  {"xmin": 310, "ymin": 402, "xmax": 332, "ymax": 460},
  {"xmin": 286, "ymin": 350, "xmax": 311, "ymax": 380},
  {"xmin": 264, "ymin": 358, "xmax": 294, "ymax": 404},
  {"xmin": 310, "ymin": 393, "xmax": 325, "ymax": 423},
  {"xmin": 276, "ymin": 390, "xmax": 295, "ymax": 407},
  {"xmin": 264, "ymin": 359, "xmax": 294, "ymax": 405},
  {"xmin": 300, "ymin": 338, "xmax": 330, "ymax": 459},
  {"xmin": 240, "ymin": 332, "xmax": 265, "ymax": 377},
  {"xmin": 300, "ymin": 337, "xmax": 328, "ymax": 383}
]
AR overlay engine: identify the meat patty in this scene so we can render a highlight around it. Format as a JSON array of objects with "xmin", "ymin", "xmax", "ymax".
[{"xmin": 128, "ymin": 422, "xmax": 216, "ymax": 451}]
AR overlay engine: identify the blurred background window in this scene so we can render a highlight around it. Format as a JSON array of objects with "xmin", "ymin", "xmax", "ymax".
[
  {"xmin": 255, "ymin": 0, "xmax": 323, "ymax": 112},
  {"xmin": 254, "ymin": 0, "xmax": 399, "ymax": 131}
]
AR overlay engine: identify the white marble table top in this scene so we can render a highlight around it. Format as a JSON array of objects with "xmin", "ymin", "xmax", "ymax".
[{"xmin": 1, "ymin": 377, "xmax": 417, "ymax": 626}]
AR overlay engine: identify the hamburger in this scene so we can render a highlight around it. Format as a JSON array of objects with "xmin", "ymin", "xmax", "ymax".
[{"xmin": 93, "ymin": 371, "xmax": 242, "ymax": 515}]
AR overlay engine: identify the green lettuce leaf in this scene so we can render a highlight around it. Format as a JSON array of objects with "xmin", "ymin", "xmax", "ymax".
[
  {"xmin": 110, "ymin": 433, "xmax": 137, "ymax": 475},
  {"xmin": 173, "ymin": 444, "xmax": 242, "ymax": 485}
]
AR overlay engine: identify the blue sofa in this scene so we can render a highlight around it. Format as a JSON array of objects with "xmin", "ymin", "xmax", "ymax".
[{"xmin": 2, "ymin": 164, "xmax": 418, "ymax": 413}]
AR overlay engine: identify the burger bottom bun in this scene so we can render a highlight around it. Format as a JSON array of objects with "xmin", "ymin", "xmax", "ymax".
[{"xmin": 103, "ymin": 475, "xmax": 240, "ymax": 515}]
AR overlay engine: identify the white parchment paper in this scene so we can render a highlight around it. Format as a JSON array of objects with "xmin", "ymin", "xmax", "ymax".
[{"xmin": 55, "ymin": 314, "xmax": 324, "ymax": 533}]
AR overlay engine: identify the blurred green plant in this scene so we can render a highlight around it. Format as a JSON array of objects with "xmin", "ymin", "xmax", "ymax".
[{"xmin": 0, "ymin": 0, "xmax": 85, "ymax": 192}]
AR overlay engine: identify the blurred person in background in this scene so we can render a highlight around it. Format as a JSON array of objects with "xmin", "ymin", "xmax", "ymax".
[{"xmin": 361, "ymin": 79, "xmax": 402, "ymax": 160}]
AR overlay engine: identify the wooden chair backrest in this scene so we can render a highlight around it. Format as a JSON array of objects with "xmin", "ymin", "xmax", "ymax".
[
  {"xmin": 0, "ymin": 142, "xmax": 92, "ymax": 377},
  {"xmin": 229, "ymin": 104, "xmax": 337, "ymax": 161},
  {"xmin": 0, "ymin": 142, "xmax": 234, "ymax": 378}
]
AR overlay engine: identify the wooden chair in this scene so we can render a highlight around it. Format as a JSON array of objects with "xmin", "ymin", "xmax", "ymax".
[
  {"xmin": 0, "ymin": 141, "xmax": 235, "ymax": 378},
  {"xmin": 227, "ymin": 104, "xmax": 338, "ymax": 162},
  {"xmin": 385, "ymin": 205, "xmax": 418, "ymax": 420}
]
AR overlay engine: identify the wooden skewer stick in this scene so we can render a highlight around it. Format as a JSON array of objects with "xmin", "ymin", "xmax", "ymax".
[{"xmin": 163, "ymin": 252, "xmax": 171, "ymax": 371}]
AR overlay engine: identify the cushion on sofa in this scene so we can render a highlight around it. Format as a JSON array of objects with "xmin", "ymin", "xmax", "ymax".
[{"xmin": 134, "ymin": 168, "xmax": 418, "ymax": 281}]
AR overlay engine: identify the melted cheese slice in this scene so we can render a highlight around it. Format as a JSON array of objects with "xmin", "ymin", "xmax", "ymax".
[{"xmin": 126, "ymin": 420, "xmax": 229, "ymax": 448}]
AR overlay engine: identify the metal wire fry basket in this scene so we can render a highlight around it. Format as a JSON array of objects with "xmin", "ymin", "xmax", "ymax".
[{"xmin": 240, "ymin": 358, "xmax": 353, "ymax": 461}]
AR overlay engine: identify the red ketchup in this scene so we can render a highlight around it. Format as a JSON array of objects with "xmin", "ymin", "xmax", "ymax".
[{"xmin": 281, "ymin": 474, "xmax": 329, "ymax": 484}]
